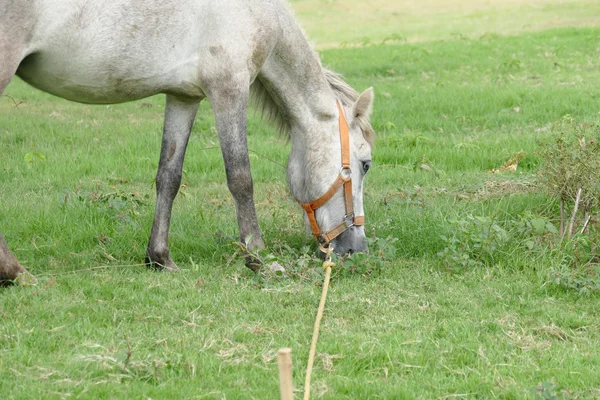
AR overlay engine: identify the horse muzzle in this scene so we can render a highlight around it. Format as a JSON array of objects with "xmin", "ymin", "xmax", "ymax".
[
  {"xmin": 330, "ymin": 226, "xmax": 367, "ymax": 255},
  {"xmin": 316, "ymin": 226, "xmax": 367, "ymax": 258}
]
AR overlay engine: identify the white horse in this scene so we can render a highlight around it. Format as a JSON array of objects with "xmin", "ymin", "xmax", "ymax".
[{"xmin": 0, "ymin": 0, "xmax": 375, "ymax": 275}]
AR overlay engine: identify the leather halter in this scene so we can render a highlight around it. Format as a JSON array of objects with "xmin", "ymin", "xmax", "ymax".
[{"xmin": 299, "ymin": 101, "xmax": 365, "ymax": 244}]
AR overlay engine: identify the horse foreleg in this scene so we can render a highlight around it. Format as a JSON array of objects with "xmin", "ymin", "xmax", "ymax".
[
  {"xmin": 146, "ymin": 96, "xmax": 200, "ymax": 271},
  {"xmin": 211, "ymin": 86, "xmax": 264, "ymax": 271}
]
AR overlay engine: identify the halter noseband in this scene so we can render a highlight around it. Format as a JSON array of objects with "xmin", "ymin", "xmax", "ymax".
[{"xmin": 299, "ymin": 101, "xmax": 365, "ymax": 244}]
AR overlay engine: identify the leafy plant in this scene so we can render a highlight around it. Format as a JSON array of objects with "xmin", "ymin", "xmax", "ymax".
[
  {"xmin": 337, "ymin": 236, "xmax": 398, "ymax": 277},
  {"xmin": 512, "ymin": 213, "xmax": 559, "ymax": 251},
  {"xmin": 438, "ymin": 215, "xmax": 509, "ymax": 271},
  {"xmin": 531, "ymin": 381, "xmax": 560, "ymax": 400},
  {"xmin": 551, "ymin": 262, "xmax": 600, "ymax": 295},
  {"xmin": 24, "ymin": 151, "xmax": 46, "ymax": 167},
  {"xmin": 63, "ymin": 187, "xmax": 150, "ymax": 225},
  {"xmin": 547, "ymin": 233, "xmax": 600, "ymax": 294}
]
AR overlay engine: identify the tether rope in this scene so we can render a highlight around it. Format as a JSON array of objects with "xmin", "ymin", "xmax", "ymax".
[{"xmin": 303, "ymin": 244, "xmax": 335, "ymax": 400}]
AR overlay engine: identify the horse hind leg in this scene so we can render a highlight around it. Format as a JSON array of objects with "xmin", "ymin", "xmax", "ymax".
[
  {"xmin": 0, "ymin": 63, "xmax": 16, "ymax": 96},
  {"xmin": 0, "ymin": 43, "xmax": 37, "ymax": 285},
  {"xmin": 0, "ymin": 39, "xmax": 23, "ymax": 95},
  {"xmin": 0, "ymin": 64, "xmax": 34, "ymax": 285},
  {"xmin": 146, "ymin": 95, "xmax": 200, "ymax": 271}
]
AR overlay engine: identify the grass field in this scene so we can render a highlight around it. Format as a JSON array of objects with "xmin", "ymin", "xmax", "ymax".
[
  {"xmin": 292, "ymin": 0, "xmax": 600, "ymax": 48},
  {"xmin": 2, "ymin": 1, "xmax": 600, "ymax": 399}
]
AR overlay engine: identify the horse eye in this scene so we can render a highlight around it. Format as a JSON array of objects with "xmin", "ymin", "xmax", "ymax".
[{"xmin": 362, "ymin": 161, "xmax": 372, "ymax": 174}]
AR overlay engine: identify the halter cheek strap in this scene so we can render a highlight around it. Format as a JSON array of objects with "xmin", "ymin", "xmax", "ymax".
[{"xmin": 298, "ymin": 101, "xmax": 365, "ymax": 244}]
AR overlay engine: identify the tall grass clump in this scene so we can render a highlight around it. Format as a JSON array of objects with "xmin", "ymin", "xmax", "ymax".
[
  {"xmin": 538, "ymin": 117, "xmax": 600, "ymax": 239},
  {"xmin": 537, "ymin": 117, "xmax": 600, "ymax": 293}
]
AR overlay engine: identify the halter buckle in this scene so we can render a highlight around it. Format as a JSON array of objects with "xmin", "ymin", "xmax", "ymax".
[{"xmin": 344, "ymin": 213, "xmax": 355, "ymax": 228}]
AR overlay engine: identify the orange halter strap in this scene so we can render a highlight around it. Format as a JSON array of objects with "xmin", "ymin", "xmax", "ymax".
[{"xmin": 299, "ymin": 101, "xmax": 365, "ymax": 243}]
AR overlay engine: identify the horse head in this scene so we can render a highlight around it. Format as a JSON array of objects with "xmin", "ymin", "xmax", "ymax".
[{"xmin": 287, "ymin": 87, "xmax": 375, "ymax": 256}]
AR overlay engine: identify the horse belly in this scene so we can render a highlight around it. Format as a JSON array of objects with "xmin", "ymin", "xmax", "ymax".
[{"xmin": 16, "ymin": 50, "xmax": 203, "ymax": 104}]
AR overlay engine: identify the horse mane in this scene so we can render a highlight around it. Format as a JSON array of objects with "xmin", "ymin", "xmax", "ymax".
[
  {"xmin": 250, "ymin": 78, "xmax": 291, "ymax": 136},
  {"xmin": 250, "ymin": 68, "xmax": 374, "ymax": 146},
  {"xmin": 322, "ymin": 69, "xmax": 375, "ymax": 147}
]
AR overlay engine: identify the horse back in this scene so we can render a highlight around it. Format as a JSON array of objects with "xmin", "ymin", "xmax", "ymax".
[{"xmin": 6, "ymin": 0, "xmax": 281, "ymax": 104}]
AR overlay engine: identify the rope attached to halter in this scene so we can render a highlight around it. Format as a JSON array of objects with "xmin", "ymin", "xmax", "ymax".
[{"xmin": 303, "ymin": 243, "xmax": 335, "ymax": 400}]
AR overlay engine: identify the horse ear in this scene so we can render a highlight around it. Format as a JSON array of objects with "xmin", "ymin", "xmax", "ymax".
[{"xmin": 352, "ymin": 87, "xmax": 374, "ymax": 121}]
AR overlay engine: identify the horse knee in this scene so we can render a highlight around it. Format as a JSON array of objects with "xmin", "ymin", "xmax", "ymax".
[
  {"xmin": 226, "ymin": 167, "xmax": 253, "ymax": 199},
  {"xmin": 155, "ymin": 168, "xmax": 182, "ymax": 197}
]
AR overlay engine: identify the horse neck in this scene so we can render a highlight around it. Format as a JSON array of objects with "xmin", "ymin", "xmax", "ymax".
[{"xmin": 257, "ymin": 6, "xmax": 337, "ymax": 144}]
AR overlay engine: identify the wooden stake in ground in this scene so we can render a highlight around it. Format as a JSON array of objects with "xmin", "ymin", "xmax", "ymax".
[{"xmin": 278, "ymin": 348, "xmax": 294, "ymax": 400}]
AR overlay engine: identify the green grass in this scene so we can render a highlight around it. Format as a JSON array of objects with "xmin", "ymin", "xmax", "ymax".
[{"xmin": 2, "ymin": 10, "xmax": 600, "ymax": 400}]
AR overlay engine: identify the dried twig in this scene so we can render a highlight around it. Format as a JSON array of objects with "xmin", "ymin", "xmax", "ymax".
[
  {"xmin": 36, "ymin": 263, "xmax": 147, "ymax": 277},
  {"xmin": 560, "ymin": 199, "xmax": 565, "ymax": 238},
  {"xmin": 0, "ymin": 94, "xmax": 26, "ymax": 108},
  {"xmin": 580, "ymin": 212, "xmax": 592, "ymax": 235},
  {"xmin": 568, "ymin": 187, "xmax": 582, "ymax": 239},
  {"xmin": 124, "ymin": 339, "xmax": 132, "ymax": 369}
]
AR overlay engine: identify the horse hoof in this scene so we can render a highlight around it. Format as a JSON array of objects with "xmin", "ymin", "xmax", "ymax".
[
  {"xmin": 145, "ymin": 256, "xmax": 180, "ymax": 272},
  {"xmin": 161, "ymin": 260, "xmax": 180, "ymax": 272},
  {"xmin": 244, "ymin": 255, "xmax": 261, "ymax": 272},
  {"xmin": 16, "ymin": 271, "xmax": 38, "ymax": 286}
]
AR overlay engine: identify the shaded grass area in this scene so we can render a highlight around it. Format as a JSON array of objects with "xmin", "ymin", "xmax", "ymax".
[{"xmin": 2, "ymin": 28, "xmax": 600, "ymax": 398}]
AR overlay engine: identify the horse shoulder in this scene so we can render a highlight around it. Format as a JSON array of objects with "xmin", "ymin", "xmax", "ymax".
[{"xmin": 195, "ymin": 1, "xmax": 281, "ymax": 86}]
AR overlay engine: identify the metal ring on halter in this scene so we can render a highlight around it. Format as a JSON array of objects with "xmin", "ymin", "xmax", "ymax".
[{"xmin": 340, "ymin": 167, "xmax": 352, "ymax": 179}]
